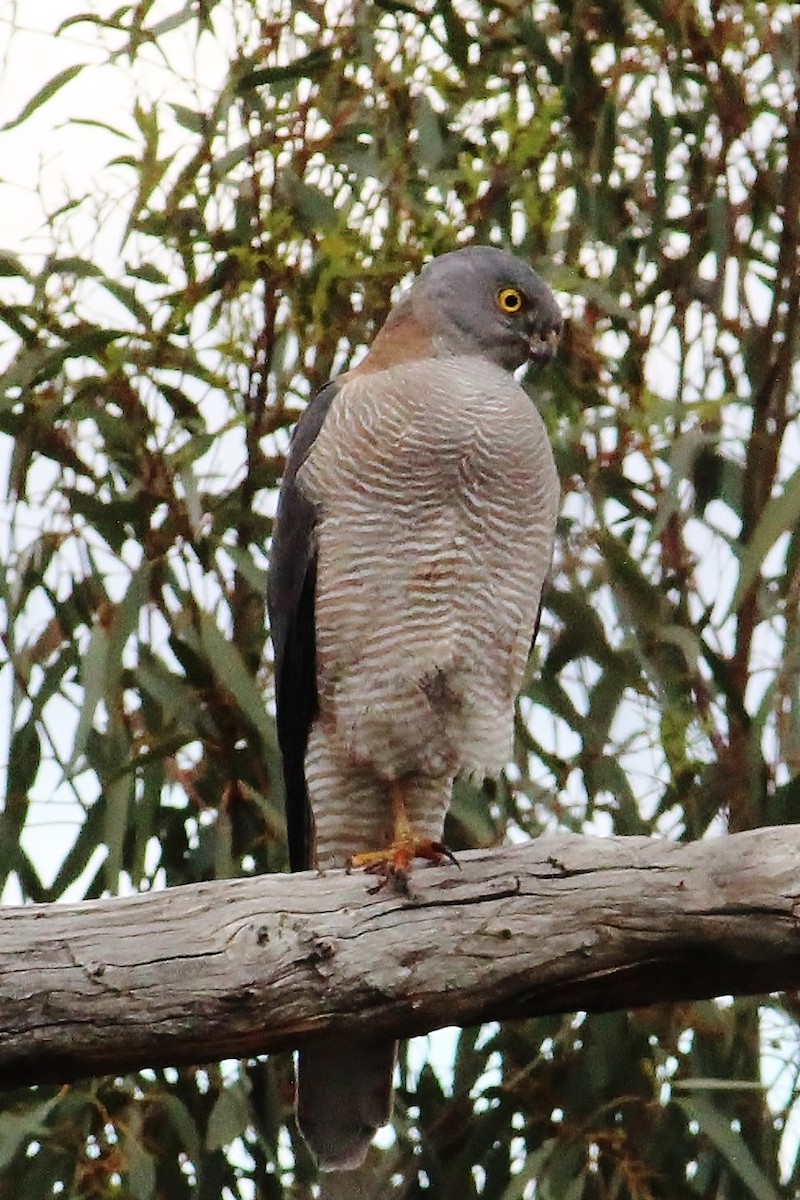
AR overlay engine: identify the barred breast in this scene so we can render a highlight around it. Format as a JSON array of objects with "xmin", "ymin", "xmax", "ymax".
[{"xmin": 298, "ymin": 356, "xmax": 559, "ymax": 865}]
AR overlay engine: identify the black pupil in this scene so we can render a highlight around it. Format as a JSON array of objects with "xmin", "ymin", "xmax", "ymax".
[{"xmin": 504, "ymin": 292, "xmax": 520, "ymax": 309}]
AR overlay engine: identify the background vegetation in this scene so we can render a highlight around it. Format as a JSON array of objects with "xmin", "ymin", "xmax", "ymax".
[{"xmin": 1, "ymin": 0, "xmax": 799, "ymax": 1196}]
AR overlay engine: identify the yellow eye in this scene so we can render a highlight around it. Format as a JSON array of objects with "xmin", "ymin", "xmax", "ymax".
[{"xmin": 497, "ymin": 287, "xmax": 523, "ymax": 314}]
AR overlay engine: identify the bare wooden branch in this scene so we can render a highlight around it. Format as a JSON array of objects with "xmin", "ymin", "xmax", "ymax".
[{"xmin": 3, "ymin": 828, "xmax": 800, "ymax": 1089}]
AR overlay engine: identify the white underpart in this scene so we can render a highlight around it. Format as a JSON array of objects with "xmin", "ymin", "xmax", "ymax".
[{"xmin": 298, "ymin": 356, "xmax": 559, "ymax": 868}]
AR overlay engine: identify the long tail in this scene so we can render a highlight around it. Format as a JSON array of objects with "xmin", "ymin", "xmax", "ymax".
[{"xmin": 296, "ymin": 1036, "xmax": 396, "ymax": 1171}]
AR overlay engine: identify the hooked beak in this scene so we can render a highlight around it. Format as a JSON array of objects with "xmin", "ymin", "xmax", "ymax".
[{"xmin": 528, "ymin": 323, "xmax": 561, "ymax": 366}]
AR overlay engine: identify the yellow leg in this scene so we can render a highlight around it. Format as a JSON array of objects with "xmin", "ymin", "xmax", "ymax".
[{"xmin": 348, "ymin": 780, "xmax": 457, "ymax": 885}]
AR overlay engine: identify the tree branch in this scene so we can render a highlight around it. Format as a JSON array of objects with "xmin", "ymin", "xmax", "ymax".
[{"xmin": 3, "ymin": 827, "xmax": 800, "ymax": 1089}]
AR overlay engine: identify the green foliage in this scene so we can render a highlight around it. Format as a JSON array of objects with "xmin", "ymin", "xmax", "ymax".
[{"xmin": 1, "ymin": 0, "xmax": 799, "ymax": 1195}]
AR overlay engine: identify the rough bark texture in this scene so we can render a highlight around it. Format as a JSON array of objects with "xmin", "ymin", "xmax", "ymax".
[{"xmin": 3, "ymin": 828, "xmax": 800, "ymax": 1089}]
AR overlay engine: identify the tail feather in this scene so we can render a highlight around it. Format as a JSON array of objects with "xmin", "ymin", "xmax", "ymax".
[{"xmin": 296, "ymin": 1037, "xmax": 396, "ymax": 1171}]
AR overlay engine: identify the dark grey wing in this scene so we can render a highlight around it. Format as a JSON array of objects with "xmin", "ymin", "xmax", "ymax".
[{"xmin": 267, "ymin": 380, "xmax": 339, "ymax": 872}]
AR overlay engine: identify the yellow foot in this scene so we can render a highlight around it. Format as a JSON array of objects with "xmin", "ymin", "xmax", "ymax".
[
  {"xmin": 348, "ymin": 839, "xmax": 458, "ymax": 893},
  {"xmin": 346, "ymin": 780, "xmax": 459, "ymax": 892}
]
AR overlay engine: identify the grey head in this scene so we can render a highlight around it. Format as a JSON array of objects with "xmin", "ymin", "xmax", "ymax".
[{"xmin": 398, "ymin": 245, "xmax": 563, "ymax": 372}]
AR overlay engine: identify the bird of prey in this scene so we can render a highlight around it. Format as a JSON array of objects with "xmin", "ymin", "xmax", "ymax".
[{"xmin": 267, "ymin": 245, "xmax": 562, "ymax": 1171}]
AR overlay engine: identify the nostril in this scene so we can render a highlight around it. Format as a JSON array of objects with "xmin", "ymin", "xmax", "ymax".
[{"xmin": 528, "ymin": 327, "xmax": 559, "ymax": 365}]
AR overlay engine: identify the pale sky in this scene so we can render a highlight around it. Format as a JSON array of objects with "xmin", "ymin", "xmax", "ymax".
[{"xmin": 0, "ymin": 2, "xmax": 233, "ymax": 279}]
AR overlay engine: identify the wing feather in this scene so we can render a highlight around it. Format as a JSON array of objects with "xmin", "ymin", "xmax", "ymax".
[{"xmin": 267, "ymin": 380, "xmax": 339, "ymax": 871}]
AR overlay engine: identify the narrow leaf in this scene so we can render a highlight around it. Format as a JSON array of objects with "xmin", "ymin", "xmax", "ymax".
[
  {"xmin": 674, "ymin": 1095, "xmax": 782, "ymax": 1200},
  {"xmin": 2, "ymin": 65, "xmax": 86, "ymax": 131},
  {"xmin": 103, "ymin": 772, "xmax": 133, "ymax": 894},
  {"xmin": 0, "ymin": 1097, "xmax": 61, "ymax": 1170},
  {"xmin": 197, "ymin": 612, "xmax": 279, "ymax": 753},
  {"xmin": 0, "ymin": 252, "xmax": 30, "ymax": 279},
  {"xmin": 68, "ymin": 622, "xmax": 110, "ymax": 769},
  {"xmin": 206, "ymin": 1085, "xmax": 251, "ymax": 1150},
  {"xmin": 731, "ymin": 466, "xmax": 800, "ymax": 611},
  {"xmin": 7, "ymin": 721, "xmax": 41, "ymax": 810},
  {"xmin": 239, "ymin": 49, "xmax": 333, "ymax": 88}
]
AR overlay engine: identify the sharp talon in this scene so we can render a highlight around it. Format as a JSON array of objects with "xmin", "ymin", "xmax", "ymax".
[
  {"xmin": 394, "ymin": 869, "xmax": 413, "ymax": 899},
  {"xmin": 348, "ymin": 786, "xmax": 457, "ymax": 889},
  {"xmin": 349, "ymin": 838, "xmax": 458, "ymax": 892},
  {"xmin": 430, "ymin": 841, "xmax": 460, "ymax": 869}
]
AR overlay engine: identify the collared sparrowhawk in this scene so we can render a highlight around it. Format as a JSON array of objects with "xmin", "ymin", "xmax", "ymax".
[{"xmin": 268, "ymin": 245, "xmax": 562, "ymax": 1171}]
